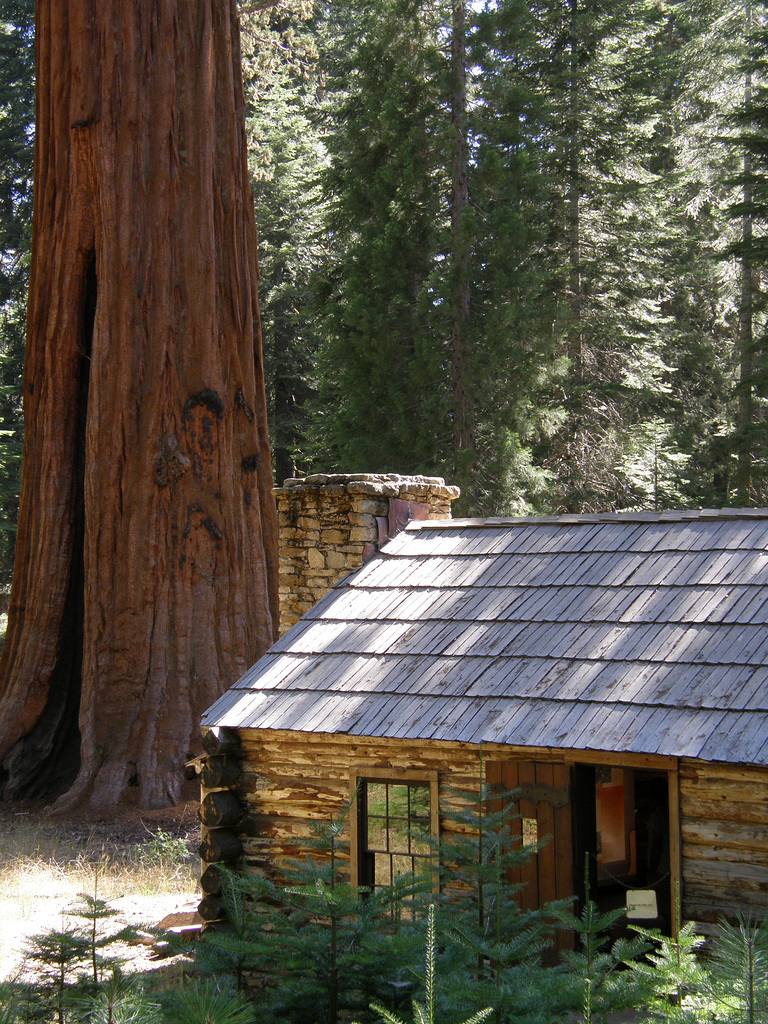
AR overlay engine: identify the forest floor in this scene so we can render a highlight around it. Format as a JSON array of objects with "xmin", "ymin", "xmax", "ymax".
[{"xmin": 0, "ymin": 798, "xmax": 201, "ymax": 982}]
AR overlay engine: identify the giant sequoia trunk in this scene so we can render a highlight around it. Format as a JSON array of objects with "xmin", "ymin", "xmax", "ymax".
[{"xmin": 0, "ymin": 1, "xmax": 279, "ymax": 808}]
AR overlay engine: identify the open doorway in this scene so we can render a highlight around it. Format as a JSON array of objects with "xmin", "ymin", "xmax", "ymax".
[
  {"xmin": 486, "ymin": 759, "xmax": 673, "ymax": 944},
  {"xmin": 580, "ymin": 766, "xmax": 670, "ymax": 934}
]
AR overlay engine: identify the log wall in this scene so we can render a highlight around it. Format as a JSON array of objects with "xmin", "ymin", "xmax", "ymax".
[
  {"xmin": 224, "ymin": 731, "xmax": 768, "ymax": 929},
  {"xmin": 679, "ymin": 758, "xmax": 768, "ymax": 929},
  {"xmin": 232, "ymin": 731, "xmax": 485, "ymax": 879}
]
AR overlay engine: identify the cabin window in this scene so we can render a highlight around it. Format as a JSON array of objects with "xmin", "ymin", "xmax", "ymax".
[{"xmin": 350, "ymin": 768, "xmax": 439, "ymax": 892}]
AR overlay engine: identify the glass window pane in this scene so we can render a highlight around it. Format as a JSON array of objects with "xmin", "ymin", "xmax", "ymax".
[
  {"xmin": 410, "ymin": 819, "xmax": 431, "ymax": 856},
  {"xmin": 374, "ymin": 852, "xmax": 391, "ymax": 888},
  {"xmin": 389, "ymin": 817, "xmax": 410, "ymax": 854},
  {"xmin": 388, "ymin": 785, "xmax": 409, "ymax": 819},
  {"xmin": 391, "ymin": 854, "xmax": 413, "ymax": 880},
  {"xmin": 367, "ymin": 815, "xmax": 387, "ymax": 851},
  {"xmin": 367, "ymin": 783, "xmax": 387, "ymax": 817},
  {"xmin": 410, "ymin": 785, "xmax": 430, "ymax": 820}
]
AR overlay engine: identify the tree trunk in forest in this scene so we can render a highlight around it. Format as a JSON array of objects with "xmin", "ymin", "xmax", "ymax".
[
  {"xmin": 566, "ymin": 0, "xmax": 582, "ymax": 374},
  {"xmin": 450, "ymin": 0, "xmax": 474, "ymax": 492},
  {"xmin": 562, "ymin": 0, "xmax": 585, "ymax": 511},
  {"xmin": 737, "ymin": 0, "xmax": 755, "ymax": 503},
  {"xmin": 0, "ymin": 0, "xmax": 279, "ymax": 809}
]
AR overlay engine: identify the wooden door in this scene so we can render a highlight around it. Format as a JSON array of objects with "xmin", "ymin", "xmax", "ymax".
[{"xmin": 486, "ymin": 759, "xmax": 575, "ymax": 952}]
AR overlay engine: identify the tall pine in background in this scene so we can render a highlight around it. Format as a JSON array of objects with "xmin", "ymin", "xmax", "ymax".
[
  {"xmin": 730, "ymin": 0, "xmax": 768, "ymax": 502},
  {"xmin": 241, "ymin": 1, "xmax": 326, "ymax": 486},
  {"xmin": 309, "ymin": 0, "xmax": 452, "ymax": 478},
  {"xmin": 0, "ymin": 0, "xmax": 34, "ymax": 589},
  {"xmin": 649, "ymin": 0, "xmax": 738, "ymax": 509}
]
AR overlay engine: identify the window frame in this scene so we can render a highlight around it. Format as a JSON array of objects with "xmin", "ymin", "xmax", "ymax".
[{"xmin": 349, "ymin": 767, "xmax": 439, "ymax": 890}]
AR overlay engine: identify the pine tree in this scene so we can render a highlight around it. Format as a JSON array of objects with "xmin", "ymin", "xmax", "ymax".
[
  {"xmin": 729, "ymin": 0, "xmax": 768, "ymax": 502},
  {"xmin": 435, "ymin": 780, "xmax": 574, "ymax": 1024},
  {"xmin": 556, "ymin": 861, "xmax": 652, "ymax": 1023},
  {"xmin": 309, "ymin": 0, "xmax": 452, "ymax": 478},
  {"xmin": 0, "ymin": 0, "xmax": 34, "ymax": 590},
  {"xmin": 709, "ymin": 914, "xmax": 768, "ymax": 1024},
  {"xmin": 466, "ymin": 0, "xmax": 566, "ymax": 515},
  {"xmin": 240, "ymin": 1, "xmax": 326, "ymax": 485}
]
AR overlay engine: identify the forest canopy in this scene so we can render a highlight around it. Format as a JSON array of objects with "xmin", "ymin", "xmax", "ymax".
[{"xmin": 0, "ymin": 0, "xmax": 766, "ymax": 586}]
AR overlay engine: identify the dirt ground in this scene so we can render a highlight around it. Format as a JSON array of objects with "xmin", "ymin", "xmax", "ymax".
[{"xmin": 0, "ymin": 798, "xmax": 202, "ymax": 982}]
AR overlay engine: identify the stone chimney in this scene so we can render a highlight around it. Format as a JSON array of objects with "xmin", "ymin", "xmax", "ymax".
[{"xmin": 274, "ymin": 473, "xmax": 460, "ymax": 635}]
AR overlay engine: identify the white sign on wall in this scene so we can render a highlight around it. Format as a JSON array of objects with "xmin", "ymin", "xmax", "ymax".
[{"xmin": 626, "ymin": 889, "xmax": 658, "ymax": 920}]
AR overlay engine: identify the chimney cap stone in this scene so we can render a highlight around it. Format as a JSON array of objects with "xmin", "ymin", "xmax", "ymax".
[{"xmin": 275, "ymin": 472, "xmax": 460, "ymax": 500}]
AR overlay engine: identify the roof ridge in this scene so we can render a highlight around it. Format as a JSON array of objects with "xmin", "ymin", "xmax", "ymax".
[{"xmin": 408, "ymin": 508, "xmax": 768, "ymax": 529}]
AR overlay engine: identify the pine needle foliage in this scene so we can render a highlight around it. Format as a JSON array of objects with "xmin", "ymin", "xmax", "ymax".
[
  {"xmin": 434, "ymin": 780, "xmax": 574, "ymax": 1024},
  {"xmin": 362, "ymin": 904, "xmax": 494, "ymax": 1024},
  {"xmin": 556, "ymin": 859, "xmax": 652, "ymax": 1024},
  {"xmin": 708, "ymin": 913, "xmax": 768, "ymax": 1024},
  {"xmin": 160, "ymin": 980, "xmax": 255, "ymax": 1024},
  {"xmin": 72, "ymin": 969, "xmax": 161, "ymax": 1024},
  {"xmin": 0, "ymin": 983, "xmax": 21, "ymax": 1024}
]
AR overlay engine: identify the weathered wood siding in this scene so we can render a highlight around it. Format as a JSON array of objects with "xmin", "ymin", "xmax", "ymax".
[
  {"xmin": 228, "ymin": 731, "xmax": 485, "ymax": 879},
  {"xmin": 680, "ymin": 758, "xmax": 768, "ymax": 929},
  {"xmin": 221, "ymin": 731, "xmax": 768, "ymax": 930}
]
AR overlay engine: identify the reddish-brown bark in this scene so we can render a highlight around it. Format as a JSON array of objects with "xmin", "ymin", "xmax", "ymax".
[{"xmin": 0, "ymin": 1, "xmax": 279, "ymax": 808}]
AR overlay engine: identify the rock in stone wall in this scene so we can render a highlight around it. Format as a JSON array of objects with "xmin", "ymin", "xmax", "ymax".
[{"xmin": 274, "ymin": 473, "xmax": 460, "ymax": 634}]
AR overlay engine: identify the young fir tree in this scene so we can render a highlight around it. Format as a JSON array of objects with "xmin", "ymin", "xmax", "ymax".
[
  {"xmin": 23, "ymin": 923, "xmax": 92, "ymax": 1024},
  {"xmin": 556, "ymin": 860, "xmax": 652, "ymax": 1024},
  {"xmin": 708, "ymin": 914, "xmax": 768, "ymax": 1024},
  {"xmin": 191, "ymin": 804, "xmax": 427, "ymax": 1024},
  {"xmin": 434, "ymin": 780, "xmax": 574, "ymax": 1024},
  {"xmin": 629, "ymin": 920, "xmax": 710, "ymax": 1024},
  {"xmin": 22, "ymin": 884, "xmax": 139, "ymax": 1023},
  {"xmin": 364, "ymin": 903, "xmax": 494, "ymax": 1024}
]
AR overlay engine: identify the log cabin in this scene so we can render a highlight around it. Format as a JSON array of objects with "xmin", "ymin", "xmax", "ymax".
[{"xmin": 200, "ymin": 474, "xmax": 768, "ymax": 937}]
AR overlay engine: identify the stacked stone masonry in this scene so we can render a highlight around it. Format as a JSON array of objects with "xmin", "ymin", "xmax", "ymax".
[{"xmin": 274, "ymin": 473, "xmax": 460, "ymax": 635}]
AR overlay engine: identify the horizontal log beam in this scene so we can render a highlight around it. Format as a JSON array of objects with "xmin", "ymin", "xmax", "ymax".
[
  {"xmin": 198, "ymin": 894, "xmax": 228, "ymax": 922},
  {"xmin": 199, "ymin": 827, "xmax": 243, "ymax": 863},
  {"xmin": 201, "ymin": 754, "xmax": 242, "ymax": 789},
  {"xmin": 200, "ymin": 790, "xmax": 245, "ymax": 828},
  {"xmin": 201, "ymin": 864, "xmax": 226, "ymax": 895},
  {"xmin": 203, "ymin": 727, "xmax": 241, "ymax": 757}
]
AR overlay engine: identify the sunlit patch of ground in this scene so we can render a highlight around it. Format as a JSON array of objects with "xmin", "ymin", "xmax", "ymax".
[{"xmin": 0, "ymin": 803, "xmax": 200, "ymax": 980}]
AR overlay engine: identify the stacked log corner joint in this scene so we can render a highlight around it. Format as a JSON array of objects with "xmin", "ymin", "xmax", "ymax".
[{"xmin": 198, "ymin": 725, "xmax": 245, "ymax": 928}]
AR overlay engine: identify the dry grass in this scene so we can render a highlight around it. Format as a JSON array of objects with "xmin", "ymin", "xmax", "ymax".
[{"xmin": 0, "ymin": 810, "xmax": 200, "ymax": 981}]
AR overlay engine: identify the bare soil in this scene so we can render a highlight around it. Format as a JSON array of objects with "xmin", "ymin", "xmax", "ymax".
[{"xmin": 0, "ymin": 799, "xmax": 202, "ymax": 982}]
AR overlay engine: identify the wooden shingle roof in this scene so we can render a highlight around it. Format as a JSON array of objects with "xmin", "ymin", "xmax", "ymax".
[{"xmin": 203, "ymin": 509, "xmax": 768, "ymax": 765}]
